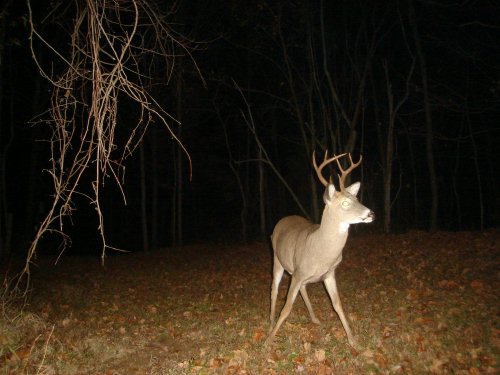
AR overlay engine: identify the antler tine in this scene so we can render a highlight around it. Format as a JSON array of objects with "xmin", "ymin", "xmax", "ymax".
[
  {"xmin": 335, "ymin": 153, "xmax": 363, "ymax": 191},
  {"xmin": 312, "ymin": 150, "xmax": 347, "ymax": 187}
]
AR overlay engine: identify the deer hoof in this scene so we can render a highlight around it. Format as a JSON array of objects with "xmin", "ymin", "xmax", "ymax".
[{"xmin": 348, "ymin": 337, "xmax": 361, "ymax": 351}]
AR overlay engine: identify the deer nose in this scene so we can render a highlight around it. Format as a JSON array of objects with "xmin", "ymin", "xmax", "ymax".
[{"xmin": 364, "ymin": 210, "xmax": 375, "ymax": 222}]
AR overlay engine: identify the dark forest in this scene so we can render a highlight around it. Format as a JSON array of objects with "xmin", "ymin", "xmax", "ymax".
[
  {"xmin": 0, "ymin": 0, "xmax": 499, "ymax": 257},
  {"xmin": 1, "ymin": 1, "xmax": 499, "ymax": 373}
]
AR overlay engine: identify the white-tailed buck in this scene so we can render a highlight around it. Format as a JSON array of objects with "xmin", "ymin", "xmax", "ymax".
[{"xmin": 267, "ymin": 151, "xmax": 374, "ymax": 348}]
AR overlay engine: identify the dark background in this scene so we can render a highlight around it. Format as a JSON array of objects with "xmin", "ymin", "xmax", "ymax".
[{"xmin": 0, "ymin": 0, "xmax": 499, "ymax": 257}]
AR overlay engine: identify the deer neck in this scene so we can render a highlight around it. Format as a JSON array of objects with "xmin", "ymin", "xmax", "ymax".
[{"xmin": 316, "ymin": 206, "xmax": 350, "ymax": 243}]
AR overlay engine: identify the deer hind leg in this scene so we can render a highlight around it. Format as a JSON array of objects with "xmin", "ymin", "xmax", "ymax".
[
  {"xmin": 324, "ymin": 273, "xmax": 359, "ymax": 349},
  {"xmin": 300, "ymin": 285, "xmax": 320, "ymax": 324},
  {"xmin": 266, "ymin": 276, "xmax": 301, "ymax": 346},
  {"xmin": 269, "ymin": 254, "xmax": 285, "ymax": 329}
]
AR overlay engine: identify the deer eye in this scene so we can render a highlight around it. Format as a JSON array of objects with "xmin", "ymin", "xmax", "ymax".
[{"xmin": 341, "ymin": 200, "xmax": 351, "ymax": 208}]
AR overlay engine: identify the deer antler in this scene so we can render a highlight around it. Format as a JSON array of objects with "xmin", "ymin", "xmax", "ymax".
[
  {"xmin": 312, "ymin": 150, "xmax": 347, "ymax": 187},
  {"xmin": 335, "ymin": 154, "xmax": 363, "ymax": 191}
]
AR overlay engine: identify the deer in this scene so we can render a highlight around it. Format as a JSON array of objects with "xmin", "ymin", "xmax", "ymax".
[{"xmin": 266, "ymin": 151, "xmax": 374, "ymax": 348}]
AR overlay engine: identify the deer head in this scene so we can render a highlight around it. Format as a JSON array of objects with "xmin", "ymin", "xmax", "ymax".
[{"xmin": 313, "ymin": 151, "xmax": 375, "ymax": 225}]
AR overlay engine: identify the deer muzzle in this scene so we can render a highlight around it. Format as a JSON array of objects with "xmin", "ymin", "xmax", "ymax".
[{"xmin": 363, "ymin": 210, "xmax": 375, "ymax": 223}]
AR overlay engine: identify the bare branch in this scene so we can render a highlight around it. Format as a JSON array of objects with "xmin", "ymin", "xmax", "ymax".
[{"xmin": 18, "ymin": 0, "xmax": 197, "ymax": 291}]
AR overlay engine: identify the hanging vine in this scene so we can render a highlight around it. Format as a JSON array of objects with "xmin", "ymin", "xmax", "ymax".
[{"xmin": 18, "ymin": 0, "xmax": 199, "ymax": 290}]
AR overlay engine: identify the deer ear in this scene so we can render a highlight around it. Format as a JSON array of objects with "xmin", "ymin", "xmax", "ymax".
[
  {"xmin": 346, "ymin": 182, "xmax": 361, "ymax": 196},
  {"xmin": 323, "ymin": 184, "xmax": 336, "ymax": 204}
]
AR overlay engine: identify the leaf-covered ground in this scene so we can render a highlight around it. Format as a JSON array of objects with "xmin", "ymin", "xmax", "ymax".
[{"xmin": 1, "ymin": 230, "xmax": 499, "ymax": 374}]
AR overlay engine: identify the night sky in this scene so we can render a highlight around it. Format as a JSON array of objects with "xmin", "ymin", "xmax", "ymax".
[{"xmin": 0, "ymin": 0, "xmax": 499, "ymax": 256}]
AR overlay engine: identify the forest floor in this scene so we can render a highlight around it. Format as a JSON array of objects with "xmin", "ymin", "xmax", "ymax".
[{"xmin": 1, "ymin": 230, "xmax": 499, "ymax": 374}]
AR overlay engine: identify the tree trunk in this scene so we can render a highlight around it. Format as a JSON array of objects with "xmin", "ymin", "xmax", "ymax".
[
  {"xmin": 139, "ymin": 137, "xmax": 149, "ymax": 252},
  {"xmin": 408, "ymin": 0, "xmax": 438, "ymax": 231},
  {"xmin": 258, "ymin": 146, "xmax": 266, "ymax": 240},
  {"xmin": 151, "ymin": 129, "xmax": 159, "ymax": 249},
  {"xmin": 220, "ymin": 115, "xmax": 247, "ymax": 243},
  {"xmin": 1, "ymin": 44, "xmax": 16, "ymax": 258},
  {"xmin": 0, "ymin": 7, "xmax": 6, "ymax": 258},
  {"xmin": 24, "ymin": 57, "xmax": 43, "ymax": 246},
  {"xmin": 404, "ymin": 122, "xmax": 420, "ymax": 228},
  {"xmin": 383, "ymin": 72, "xmax": 395, "ymax": 234},
  {"xmin": 467, "ymin": 109, "xmax": 483, "ymax": 230},
  {"xmin": 452, "ymin": 120, "xmax": 464, "ymax": 229},
  {"xmin": 174, "ymin": 68, "xmax": 184, "ymax": 246},
  {"xmin": 176, "ymin": 132, "xmax": 183, "ymax": 245}
]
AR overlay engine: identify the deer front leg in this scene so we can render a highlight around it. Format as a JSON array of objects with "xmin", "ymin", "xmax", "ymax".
[
  {"xmin": 269, "ymin": 256, "xmax": 285, "ymax": 329},
  {"xmin": 265, "ymin": 276, "xmax": 301, "ymax": 346},
  {"xmin": 300, "ymin": 285, "xmax": 320, "ymax": 324},
  {"xmin": 324, "ymin": 273, "xmax": 359, "ymax": 349}
]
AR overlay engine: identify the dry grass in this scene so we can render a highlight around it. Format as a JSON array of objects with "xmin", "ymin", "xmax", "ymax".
[{"xmin": 1, "ymin": 230, "xmax": 499, "ymax": 374}]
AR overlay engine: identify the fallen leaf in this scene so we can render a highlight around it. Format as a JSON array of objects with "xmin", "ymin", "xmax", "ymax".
[
  {"xmin": 390, "ymin": 364, "xmax": 404, "ymax": 373},
  {"xmin": 429, "ymin": 358, "xmax": 445, "ymax": 373},
  {"xmin": 361, "ymin": 349, "xmax": 373, "ymax": 359},
  {"xmin": 209, "ymin": 357, "xmax": 224, "ymax": 369},
  {"xmin": 36, "ymin": 364, "xmax": 56, "ymax": 375},
  {"xmin": 349, "ymin": 312, "xmax": 359, "ymax": 321},
  {"xmin": 375, "ymin": 352, "xmax": 387, "ymax": 368},
  {"xmin": 9, "ymin": 347, "xmax": 31, "ymax": 363},
  {"xmin": 415, "ymin": 335, "xmax": 426, "ymax": 352},
  {"xmin": 469, "ymin": 347, "xmax": 482, "ymax": 359},
  {"xmin": 314, "ymin": 348, "xmax": 326, "ymax": 363},
  {"xmin": 350, "ymin": 346, "xmax": 360, "ymax": 356},
  {"xmin": 413, "ymin": 316, "xmax": 433, "ymax": 325},
  {"xmin": 61, "ymin": 317, "xmax": 71, "ymax": 327},
  {"xmin": 448, "ymin": 307, "xmax": 461, "ymax": 316},
  {"xmin": 228, "ymin": 349, "xmax": 248, "ymax": 368},
  {"xmin": 406, "ymin": 289, "xmax": 418, "ymax": 300},
  {"xmin": 292, "ymin": 355, "xmax": 305, "ymax": 365},
  {"xmin": 382, "ymin": 325, "xmax": 392, "ymax": 338},
  {"xmin": 303, "ymin": 341, "xmax": 311, "ymax": 353},
  {"xmin": 332, "ymin": 328, "xmax": 345, "ymax": 341},
  {"xmin": 470, "ymin": 280, "xmax": 484, "ymax": 292},
  {"xmin": 438, "ymin": 280, "xmax": 460, "ymax": 290},
  {"xmin": 269, "ymin": 349, "xmax": 283, "ymax": 362},
  {"xmin": 252, "ymin": 328, "xmax": 265, "ymax": 342}
]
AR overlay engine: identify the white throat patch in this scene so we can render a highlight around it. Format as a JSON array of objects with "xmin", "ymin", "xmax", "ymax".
[{"xmin": 339, "ymin": 222, "xmax": 349, "ymax": 233}]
